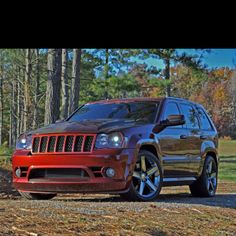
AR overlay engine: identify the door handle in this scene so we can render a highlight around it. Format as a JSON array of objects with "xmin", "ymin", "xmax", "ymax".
[
  {"xmin": 180, "ymin": 134, "xmax": 188, "ymax": 139},
  {"xmin": 200, "ymin": 135, "xmax": 207, "ymax": 140}
]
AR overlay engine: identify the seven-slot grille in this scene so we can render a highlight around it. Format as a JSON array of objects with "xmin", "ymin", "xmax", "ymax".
[{"xmin": 32, "ymin": 134, "xmax": 96, "ymax": 154}]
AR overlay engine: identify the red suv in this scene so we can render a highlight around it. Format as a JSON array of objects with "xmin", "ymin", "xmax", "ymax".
[{"xmin": 12, "ymin": 97, "xmax": 219, "ymax": 201}]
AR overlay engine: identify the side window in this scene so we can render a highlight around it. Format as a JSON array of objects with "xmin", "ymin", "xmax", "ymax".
[
  {"xmin": 163, "ymin": 102, "xmax": 182, "ymax": 128},
  {"xmin": 197, "ymin": 107, "xmax": 213, "ymax": 130},
  {"xmin": 164, "ymin": 102, "xmax": 180, "ymax": 119},
  {"xmin": 179, "ymin": 104, "xmax": 200, "ymax": 129}
]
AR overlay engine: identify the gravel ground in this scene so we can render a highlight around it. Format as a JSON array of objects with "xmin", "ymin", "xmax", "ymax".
[
  {"xmin": 0, "ymin": 168, "xmax": 236, "ymax": 235},
  {"xmin": 0, "ymin": 193, "xmax": 235, "ymax": 236}
]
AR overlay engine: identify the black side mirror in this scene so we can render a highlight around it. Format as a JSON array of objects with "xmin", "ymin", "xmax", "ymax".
[
  {"xmin": 152, "ymin": 114, "xmax": 185, "ymax": 133},
  {"xmin": 161, "ymin": 114, "xmax": 185, "ymax": 127}
]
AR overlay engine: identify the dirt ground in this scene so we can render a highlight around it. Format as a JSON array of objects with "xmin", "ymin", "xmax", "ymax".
[{"xmin": 0, "ymin": 168, "xmax": 236, "ymax": 236}]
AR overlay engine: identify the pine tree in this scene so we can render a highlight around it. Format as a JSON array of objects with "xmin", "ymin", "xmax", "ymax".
[
  {"xmin": 44, "ymin": 49, "xmax": 62, "ymax": 125},
  {"xmin": 69, "ymin": 49, "xmax": 81, "ymax": 113},
  {"xmin": 61, "ymin": 49, "xmax": 69, "ymax": 119}
]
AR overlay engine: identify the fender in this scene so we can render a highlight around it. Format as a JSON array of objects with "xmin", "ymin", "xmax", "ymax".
[
  {"xmin": 198, "ymin": 140, "xmax": 219, "ymax": 176},
  {"xmin": 134, "ymin": 136, "xmax": 164, "ymax": 174},
  {"xmin": 123, "ymin": 137, "xmax": 165, "ymax": 195}
]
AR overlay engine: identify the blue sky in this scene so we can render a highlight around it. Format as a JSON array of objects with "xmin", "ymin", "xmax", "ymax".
[
  {"xmin": 90, "ymin": 49, "xmax": 236, "ymax": 77},
  {"xmin": 201, "ymin": 49, "xmax": 236, "ymax": 68},
  {"xmin": 140, "ymin": 49, "xmax": 236, "ymax": 69}
]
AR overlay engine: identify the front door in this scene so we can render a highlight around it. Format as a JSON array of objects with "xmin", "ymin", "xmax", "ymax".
[{"xmin": 158, "ymin": 101, "xmax": 190, "ymax": 178}]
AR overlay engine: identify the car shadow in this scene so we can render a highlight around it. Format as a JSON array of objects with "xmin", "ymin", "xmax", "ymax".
[
  {"xmin": 157, "ymin": 193, "xmax": 236, "ymax": 209},
  {"xmin": 56, "ymin": 192, "xmax": 236, "ymax": 209}
]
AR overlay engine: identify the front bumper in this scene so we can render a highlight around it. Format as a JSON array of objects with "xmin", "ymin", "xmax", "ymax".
[{"xmin": 12, "ymin": 148, "xmax": 136, "ymax": 194}]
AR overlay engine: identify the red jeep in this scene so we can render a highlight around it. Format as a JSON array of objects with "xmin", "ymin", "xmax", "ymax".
[{"xmin": 12, "ymin": 97, "xmax": 218, "ymax": 201}]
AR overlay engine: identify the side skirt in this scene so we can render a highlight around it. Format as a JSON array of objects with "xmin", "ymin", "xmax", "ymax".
[{"xmin": 162, "ymin": 177, "xmax": 197, "ymax": 187}]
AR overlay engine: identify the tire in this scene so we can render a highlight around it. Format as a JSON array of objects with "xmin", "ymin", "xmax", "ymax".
[
  {"xmin": 120, "ymin": 150, "xmax": 163, "ymax": 201},
  {"xmin": 189, "ymin": 155, "xmax": 218, "ymax": 197},
  {"xmin": 19, "ymin": 191, "xmax": 56, "ymax": 200}
]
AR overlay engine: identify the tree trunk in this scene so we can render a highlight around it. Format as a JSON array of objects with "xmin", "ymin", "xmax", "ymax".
[
  {"xmin": 12, "ymin": 78, "xmax": 17, "ymax": 146},
  {"xmin": 105, "ymin": 49, "xmax": 109, "ymax": 79},
  {"xmin": 61, "ymin": 49, "xmax": 69, "ymax": 119},
  {"xmin": 32, "ymin": 49, "xmax": 40, "ymax": 129},
  {"xmin": 164, "ymin": 58, "xmax": 171, "ymax": 97},
  {"xmin": 44, "ymin": 49, "xmax": 62, "ymax": 125},
  {"xmin": 103, "ymin": 49, "xmax": 109, "ymax": 99},
  {"xmin": 9, "ymin": 105, "xmax": 12, "ymax": 147},
  {"xmin": 69, "ymin": 49, "xmax": 81, "ymax": 114},
  {"xmin": 9, "ymin": 82, "xmax": 13, "ymax": 147},
  {"xmin": 0, "ymin": 66, "xmax": 3, "ymax": 145},
  {"xmin": 16, "ymin": 79, "xmax": 21, "ymax": 138},
  {"xmin": 19, "ymin": 67, "xmax": 24, "ymax": 135},
  {"xmin": 23, "ymin": 49, "xmax": 32, "ymax": 132}
]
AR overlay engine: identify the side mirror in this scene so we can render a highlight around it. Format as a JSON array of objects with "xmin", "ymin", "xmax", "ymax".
[
  {"xmin": 152, "ymin": 114, "xmax": 185, "ymax": 133},
  {"xmin": 161, "ymin": 114, "xmax": 185, "ymax": 127}
]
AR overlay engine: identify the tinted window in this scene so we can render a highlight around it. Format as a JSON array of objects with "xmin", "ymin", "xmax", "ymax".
[
  {"xmin": 163, "ymin": 102, "xmax": 182, "ymax": 128},
  {"xmin": 197, "ymin": 107, "xmax": 213, "ymax": 130},
  {"xmin": 164, "ymin": 102, "xmax": 180, "ymax": 119},
  {"xmin": 68, "ymin": 102, "xmax": 159, "ymax": 123},
  {"xmin": 180, "ymin": 104, "xmax": 199, "ymax": 129}
]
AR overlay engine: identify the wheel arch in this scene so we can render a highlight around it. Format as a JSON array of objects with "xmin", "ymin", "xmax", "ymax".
[
  {"xmin": 135, "ymin": 139, "xmax": 163, "ymax": 167},
  {"xmin": 200, "ymin": 140, "xmax": 219, "ymax": 168},
  {"xmin": 198, "ymin": 147, "xmax": 219, "ymax": 177},
  {"xmin": 139, "ymin": 145, "xmax": 158, "ymax": 159},
  {"xmin": 206, "ymin": 151, "xmax": 219, "ymax": 167}
]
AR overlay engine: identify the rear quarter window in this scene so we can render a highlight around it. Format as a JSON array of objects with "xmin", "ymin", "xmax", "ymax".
[
  {"xmin": 197, "ymin": 107, "xmax": 214, "ymax": 130},
  {"xmin": 179, "ymin": 103, "xmax": 200, "ymax": 129}
]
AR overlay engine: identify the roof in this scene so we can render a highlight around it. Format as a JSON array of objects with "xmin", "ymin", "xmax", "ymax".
[
  {"xmin": 87, "ymin": 97, "xmax": 164, "ymax": 104},
  {"xmin": 167, "ymin": 97, "xmax": 203, "ymax": 107},
  {"xmin": 86, "ymin": 97, "xmax": 202, "ymax": 107}
]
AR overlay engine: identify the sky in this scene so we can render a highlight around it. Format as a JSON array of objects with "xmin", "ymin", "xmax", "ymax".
[
  {"xmin": 200, "ymin": 49, "xmax": 236, "ymax": 68},
  {"xmin": 90, "ymin": 49, "xmax": 236, "ymax": 77},
  {"xmin": 141, "ymin": 49, "xmax": 236, "ymax": 69}
]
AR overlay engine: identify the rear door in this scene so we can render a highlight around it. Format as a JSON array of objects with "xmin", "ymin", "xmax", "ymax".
[{"xmin": 179, "ymin": 103, "xmax": 201, "ymax": 176}]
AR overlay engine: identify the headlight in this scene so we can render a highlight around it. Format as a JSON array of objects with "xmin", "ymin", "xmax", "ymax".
[
  {"xmin": 95, "ymin": 132, "xmax": 124, "ymax": 149},
  {"xmin": 16, "ymin": 134, "xmax": 32, "ymax": 150}
]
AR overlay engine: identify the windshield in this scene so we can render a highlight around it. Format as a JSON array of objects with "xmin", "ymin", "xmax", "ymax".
[{"xmin": 68, "ymin": 102, "xmax": 159, "ymax": 123}]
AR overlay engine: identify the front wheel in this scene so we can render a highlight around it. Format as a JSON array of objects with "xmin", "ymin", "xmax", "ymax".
[
  {"xmin": 120, "ymin": 150, "xmax": 163, "ymax": 201},
  {"xmin": 189, "ymin": 155, "xmax": 218, "ymax": 197},
  {"xmin": 19, "ymin": 191, "xmax": 56, "ymax": 200}
]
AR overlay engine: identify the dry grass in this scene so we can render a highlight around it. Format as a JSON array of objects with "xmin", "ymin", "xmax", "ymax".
[{"xmin": 0, "ymin": 192, "xmax": 235, "ymax": 236}]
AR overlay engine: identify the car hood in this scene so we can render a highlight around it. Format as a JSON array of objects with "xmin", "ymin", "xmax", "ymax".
[{"xmin": 29, "ymin": 119, "xmax": 145, "ymax": 135}]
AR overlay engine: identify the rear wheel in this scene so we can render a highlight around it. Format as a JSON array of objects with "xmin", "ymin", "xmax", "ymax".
[
  {"xmin": 189, "ymin": 155, "xmax": 218, "ymax": 197},
  {"xmin": 19, "ymin": 191, "xmax": 56, "ymax": 200},
  {"xmin": 121, "ymin": 150, "xmax": 162, "ymax": 201}
]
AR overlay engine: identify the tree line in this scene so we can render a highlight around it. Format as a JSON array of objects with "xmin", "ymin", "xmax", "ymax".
[{"xmin": 0, "ymin": 49, "xmax": 235, "ymax": 147}]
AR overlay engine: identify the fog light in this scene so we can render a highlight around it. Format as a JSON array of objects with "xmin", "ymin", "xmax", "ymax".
[
  {"xmin": 105, "ymin": 168, "xmax": 115, "ymax": 178},
  {"xmin": 15, "ymin": 168, "xmax": 21, "ymax": 178}
]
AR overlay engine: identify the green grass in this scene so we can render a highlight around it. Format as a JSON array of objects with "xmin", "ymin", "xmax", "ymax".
[
  {"xmin": 219, "ymin": 139, "xmax": 236, "ymax": 182},
  {"xmin": 219, "ymin": 139, "xmax": 236, "ymax": 157},
  {"xmin": 0, "ymin": 146, "xmax": 13, "ymax": 167},
  {"xmin": 0, "ymin": 145, "xmax": 13, "ymax": 156}
]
